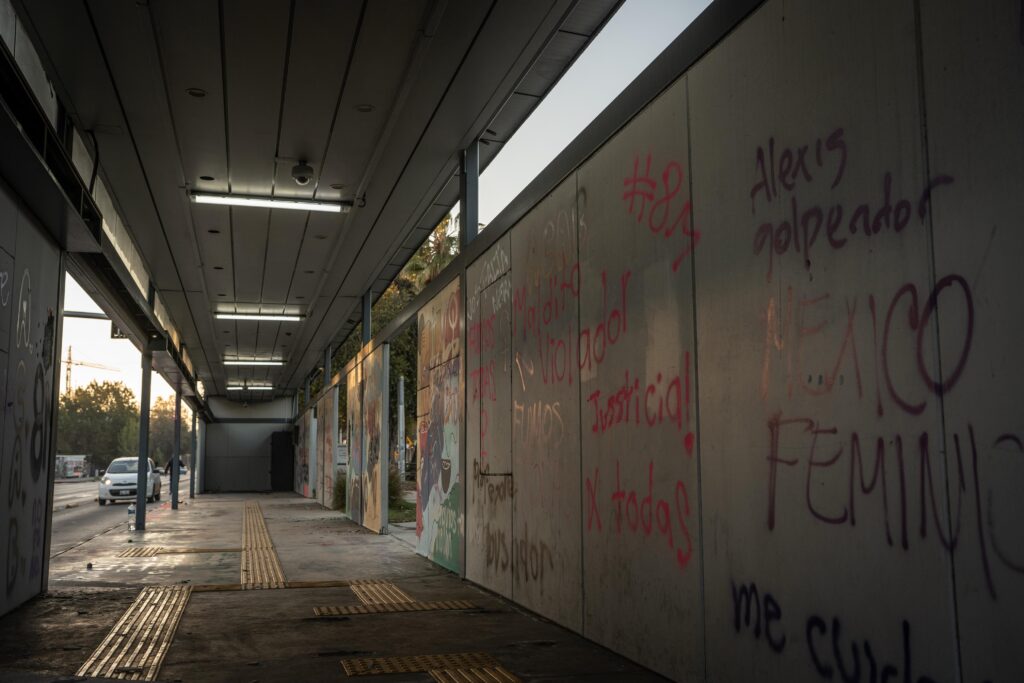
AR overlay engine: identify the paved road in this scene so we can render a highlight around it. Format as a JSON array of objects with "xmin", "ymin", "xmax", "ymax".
[{"xmin": 49, "ymin": 473, "xmax": 191, "ymax": 558}]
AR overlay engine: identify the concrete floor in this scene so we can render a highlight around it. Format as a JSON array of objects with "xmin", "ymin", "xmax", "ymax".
[{"xmin": 0, "ymin": 492, "xmax": 666, "ymax": 682}]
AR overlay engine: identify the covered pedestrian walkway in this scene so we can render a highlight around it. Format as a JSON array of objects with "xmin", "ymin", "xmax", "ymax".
[
  {"xmin": 1, "ymin": 492, "xmax": 660, "ymax": 681},
  {"xmin": 0, "ymin": 0, "xmax": 1021, "ymax": 681}
]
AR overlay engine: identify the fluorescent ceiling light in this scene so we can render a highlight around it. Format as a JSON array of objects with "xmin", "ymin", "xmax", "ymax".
[
  {"xmin": 224, "ymin": 359, "xmax": 285, "ymax": 366},
  {"xmin": 191, "ymin": 192, "xmax": 348, "ymax": 213},
  {"xmin": 227, "ymin": 385, "xmax": 273, "ymax": 391},
  {"xmin": 216, "ymin": 313, "xmax": 303, "ymax": 322}
]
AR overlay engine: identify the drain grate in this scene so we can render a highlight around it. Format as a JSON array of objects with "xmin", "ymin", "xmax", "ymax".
[
  {"xmin": 118, "ymin": 547, "xmax": 163, "ymax": 558},
  {"xmin": 314, "ymin": 600, "xmax": 475, "ymax": 616},
  {"xmin": 341, "ymin": 652, "xmax": 499, "ymax": 676},
  {"xmin": 77, "ymin": 585, "xmax": 191, "ymax": 680},
  {"xmin": 349, "ymin": 580, "xmax": 413, "ymax": 604},
  {"xmin": 429, "ymin": 666, "xmax": 521, "ymax": 682}
]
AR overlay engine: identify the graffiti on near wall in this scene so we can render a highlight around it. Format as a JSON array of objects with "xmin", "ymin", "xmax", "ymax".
[
  {"xmin": 347, "ymin": 370, "xmax": 363, "ymax": 524},
  {"xmin": 360, "ymin": 345, "xmax": 387, "ymax": 533},
  {"xmin": 622, "ymin": 152, "xmax": 700, "ymax": 272},
  {"xmin": 418, "ymin": 356, "xmax": 461, "ymax": 569},
  {"xmin": 748, "ymin": 127, "xmax": 953, "ymax": 282},
  {"xmin": 296, "ymin": 411, "xmax": 311, "ymax": 497},
  {"xmin": 727, "ymin": 579, "xmax": 993, "ymax": 683},
  {"xmin": 745, "ymin": 125, "xmax": 1019, "ymax": 683},
  {"xmin": 318, "ymin": 391, "xmax": 335, "ymax": 510},
  {"xmin": 418, "ymin": 282, "xmax": 461, "ymax": 390},
  {"xmin": 0, "ymin": 248, "xmax": 13, "ymax": 352},
  {"xmin": 4, "ymin": 253, "xmax": 58, "ymax": 606},
  {"xmin": 755, "ymin": 228, "xmax": 1020, "ymax": 599}
]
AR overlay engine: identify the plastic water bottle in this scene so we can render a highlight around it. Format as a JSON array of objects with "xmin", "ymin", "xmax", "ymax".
[{"xmin": 128, "ymin": 504, "xmax": 136, "ymax": 531}]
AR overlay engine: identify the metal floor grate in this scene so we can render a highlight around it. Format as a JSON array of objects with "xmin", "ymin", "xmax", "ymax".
[
  {"xmin": 349, "ymin": 579, "xmax": 414, "ymax": 604},
  {"xmin": 76, "ymin": 585, "xmax": 191, "ymax": 681},
  {"xmin": 341, "ymin": 652, "xmax": 499, "ymax": 676},
  {"xmin": 314, "ymin": 599, "xmax": 476, "ymax": 616}
]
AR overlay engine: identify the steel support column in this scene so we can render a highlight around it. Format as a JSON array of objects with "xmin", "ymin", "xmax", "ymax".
[
  {"xmin": 397, "ymin": 375, "xmax": 405, "ymax": 477},
  {"xmin": 459, "ymin": 140, "xmax": 479, "ymax": 249},
  {"xmin": 171, "ymin": 387, "xmax": 181, "ymax": 509},
  {"xmin": 189, "ymin": 410, "xmax": 196, "ymax": 498},
  {"xmin": 134, "ymin": 346, "xmax": 152, "ymax": 531}
]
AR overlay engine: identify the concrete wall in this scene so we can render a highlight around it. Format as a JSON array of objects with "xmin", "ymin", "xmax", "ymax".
[
  {"xmin": 204, "ymin": 398, "xmax": 290, "ymax": 493},
  {"xmin": 0, "ymin": 179, "xmax": 62, "ymax": 616},
  {"xmin": 203, "ymin": 422, "xmax": 280, "ymax": 492},
  {"xmin": 393, "ymin": 0, "xmax": 1024, "ymax": 679}
]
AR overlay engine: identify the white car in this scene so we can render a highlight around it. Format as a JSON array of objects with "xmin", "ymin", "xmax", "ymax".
[{"xmin": 98, "ymin": 457, "xmax": 162, "ymax": 505}]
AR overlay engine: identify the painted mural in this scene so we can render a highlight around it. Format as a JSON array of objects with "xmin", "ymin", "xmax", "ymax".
[
  {"xmin": 295, "ymin": 408, "xmax": 311, "ymax": 497},
  {"xmin": 361, "ymin": 343, "xmax": 388, "ymax": 532},
  {"xmin": 0, "ymin": 193, "xmax": 61, "ymax": 616},
  {"xmin": 317, "ymin": 387, "xmax": 336, "ymax": 509},
  {"xmin": 416, "ymin": 279, "xmax": 463, "ymax": 572},
  {"xmin": 345, "ymin": 363, "xmax": 362, "ymax": 525}
]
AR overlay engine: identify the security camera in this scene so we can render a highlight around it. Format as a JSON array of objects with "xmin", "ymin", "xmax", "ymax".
[{"xmin": 291, "ymin": 161, "xmax": 314, "ymax": 186}]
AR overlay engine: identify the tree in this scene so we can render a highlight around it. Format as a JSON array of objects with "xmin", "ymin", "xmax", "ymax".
[
  {"xmin": 149, "ymin": 397, "xmax": 192, "ymax": 468},
  {"xmin": 57, "ymin": 380, "xmax": 138, "ymax": 472}
]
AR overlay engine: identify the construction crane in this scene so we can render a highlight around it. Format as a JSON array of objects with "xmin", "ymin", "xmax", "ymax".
[{"xmin": 62, "ymin": 346, "xmax": 119, "ymax": 393}]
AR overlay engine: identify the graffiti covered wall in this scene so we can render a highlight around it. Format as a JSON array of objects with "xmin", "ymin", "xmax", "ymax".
[
  {"xmin": 346, "ymin": 362, "xmax": 363, "ymax": 525},
  {"xmin": 416, "ymin": 0, "xmax": 1024, "ymax": 679},
  {"xmin": 361, "ymin": 344, "xmax": 388, "ymax": 532},
  {"xmin": 316, "ymin": 387, "xmax": 336, "ymax": 510},
  {"xmin": 466, "ymin": 236, "xmax": 513, "ymax": 598},
  {"xmin": 294, "ymin": 408, "xmax": 312, "ymax": 498},
  {"xmin": 416, "ymin": 279, "xmax": 463, "ymax": 572},
  {"xmin": 0, "ymin": 181, "xmax": 62, "ymax": 616}
]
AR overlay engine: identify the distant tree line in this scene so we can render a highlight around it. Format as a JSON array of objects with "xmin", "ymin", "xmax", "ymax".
[{"xmin": 57, "ymin": 380, "xmax": 192, "ymax": 473}]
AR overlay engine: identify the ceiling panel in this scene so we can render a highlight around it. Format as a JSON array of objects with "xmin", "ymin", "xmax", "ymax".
[
  {"xmin": 151, "ymin": 0, "xmax": 228, "ymax": 192},
  {"xmin": 222, "ymin": 0, "xmax": 289, "ymax": 195},
  {"xmin": 314, "ymin": 1, "xmax": 427, "ymax": 202},
  {"xmin": 317, "ymin": 1, "xmax": 567, "ymax": 314},
  {"xmin": 260, "ymin": 208, "xmax": 308, "ymax": 304},
  {"xmin": 229, "ymin": 207, "xmax": 270, "ymax": 302},
  {"xmin": 255, "ymin": 320, "xmax": 280, "ymax": 356},
  {"xmin": 270, "ymin": 0, "xmax": 361, "ymax": 200},
  {"xmin": 21, "ymin": 0, "xmax": 620, "ymax": 399}
]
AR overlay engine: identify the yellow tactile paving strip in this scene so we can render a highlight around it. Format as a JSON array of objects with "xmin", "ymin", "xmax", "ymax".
[
  {"xmin": 314, "ymin": 599, "xmax": 476, "ymax": 616},
  {"xmin": 429, "ymin": 666, "xmax": 521, "ymax": 682},
  {"xmin": 241, "ymin": 501, "xmax": 285, "ymax": 589},
  {"xmin": 76, "ymin": 585, "xmax": 191, "ymax": 681},
  {"xmin": 341, "ymin": 652, "xmax": 499, "ymax": 676},
  {"xmin": 350, "ymin": 579, "xmax": 414, "ymax": 604},
  {"xmin": 117, "ymin": 546, "xmax": 242, "ymax": 558}
]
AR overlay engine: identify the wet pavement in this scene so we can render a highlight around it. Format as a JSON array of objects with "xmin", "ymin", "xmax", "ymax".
[{"xmin": 0, "ymin": 492, "xmax": 665, "ymax": 682}]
